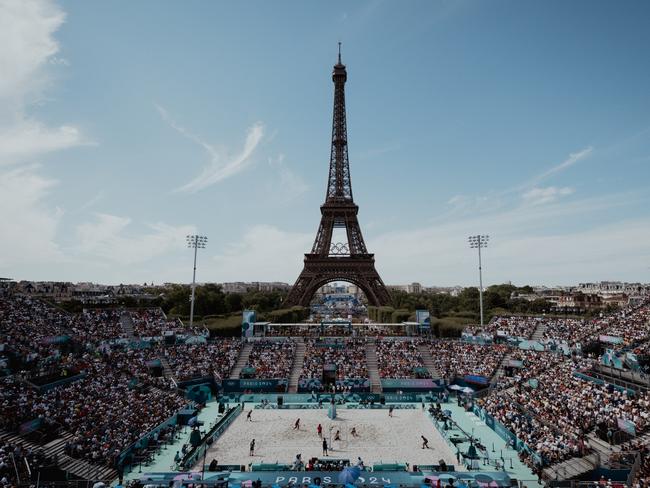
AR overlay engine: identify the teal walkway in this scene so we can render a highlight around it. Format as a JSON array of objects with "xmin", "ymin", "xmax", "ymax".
[
  {"xmin": 440, "ymin": 402, "xmax": 543, "ymax": 488},
  {"xmin": 117, "ymin": 400, "xmax": 224, "ymax": 485}
]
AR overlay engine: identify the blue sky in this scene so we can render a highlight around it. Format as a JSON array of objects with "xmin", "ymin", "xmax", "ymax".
[{"xmin": 1, "ymin": 0, "xmax": 649, "ymax": 287}]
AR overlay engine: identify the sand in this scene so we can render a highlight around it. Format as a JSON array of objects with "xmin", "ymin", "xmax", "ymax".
[{"xmin": 199, "ymin": 407, "xmax": 459, "ymax": 468}]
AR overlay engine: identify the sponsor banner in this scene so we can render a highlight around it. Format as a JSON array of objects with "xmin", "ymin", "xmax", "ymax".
[
  {"xmin": 242, "ymin": 310, "xmax": 256, "ymax": 337},
  {"xmin": 42, "ymin": 335, "xmax": 70, "ymax": 345},
  {"xmin": 506, "ymin": 359, "xmax": 524, "ymax": 368},
  {"xmin": 226, "ymin": 471, "xmax": 511, "ymax": 487},
  {"xmin": 463, "ymin": 374, "xmax": 490, "ymax": 385},
  {"xmin": 599, "ymin": 335, "xmax": 624, "ymax": 344},
  {"xmin": 602, "ymin": 348, "xmax": 624, "ymax": 369},
  {"xmin": 617, "ymin": 418, "xmax": 636, "ymax": 436},
  {"xmin": 298, "ymin": 378, "xmax": 370, "ymax": 393},
  {"xmin": 313, "ymin": 341, "xmax": 346, "ymax": 348},
  {"xmin": 185, "ymin": 384, "xmax": 212, "ymax": 402},
  {"xmin": 229, "ymin": 471, "xmax": 414, "ymax": 486},
  {"xmin": 222, "ymin": 378, "xmax": 288, "ymax": 392},
  {"xmin": 416, "ymin": 310, "xmax": 431, "ymax": 328},
  {"xmin": 19, "ymin": 418, "xmax": 42, "ymax": 435},
  {"xmin": 461, "ymin": 333, "xmax": 494, "ymax": 345},
  {"xmin": 178, "ymin": 376, "xmax": 215, "ymax": 390},
  {"xmin": 625, "ymin": 352, "xmax": 640, "ymax": 372},
  {"xmin": 381, "ymin": 378, "xmax": 443, "ymax": 392}
]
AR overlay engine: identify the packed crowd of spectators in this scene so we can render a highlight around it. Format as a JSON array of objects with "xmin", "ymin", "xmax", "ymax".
[
  {"xmin": 595, "ymin": 305, "xmax": 650, "ymax": 345},
  {"xmin": 510, "ymin": 359, "xmax": 650, "ymax": 438},
  {"xmin": 495, "ymin": 349, "xmax": 567, "ymax": 390},
  {"xmin": 479, "ymin": 355, "xmax": 650, "ymax": 468},
  {"xmin": 539, "ymin": 302, "xmax": 650, "ymax": 347},
  {"xmin": 0, "ymin": 297, "xmax": 75, "ymax": 374},
  {"xmin": 427, "ymin": 341, "xmax": 508, "ymax": 379},
  {"xmin": 265, "ymin": 325, "xmax": 354, "ymax": 337},
  {"xmin": 465, "ymin": 316, "xmax": 540, "ymax": 339},
  {"xmin": 462, "ymin": 301, "xmax": 650, "ymax": 350},
  {"xmin": 301, "ymin": 339, "xmax": 368, "ymax": 380},
  {"xmin": 102, "ymin": 346, "xmax": 174, "ymax": 390},
  {"xmin": 128, "ymin": 308, "xmax": 204, "ymax": 338},
  {"xmin": 129, "ymin": 308, "xmax": 176, "ymax": 337},
  {"xmin": 163, "ymin": 340, "xmax": 242, "ymax": 381},
  {"xmin": 538, "ymin": 317, "xmax": 599, "ymax": 344},
  {"xmin": 73, "ymin": 308, "xmax": 126, "ymax": 342},
  {"xmin": 478, "ymin": 392, "xmax": 584, "ymax": 467},
  {"xmin": 58, "ymin": 360, "xmax": 186, "ymax": 466},
  {"xmin": 376, "ymin": 339, "xmax": 428, "ymax": 378},
  {"xmin": 243, "ymin": 340, "xmax": 296, "ymax": 379},
  {"xmin": 1, "ymin": 354, "xmax": 187, "ymax": 467}
]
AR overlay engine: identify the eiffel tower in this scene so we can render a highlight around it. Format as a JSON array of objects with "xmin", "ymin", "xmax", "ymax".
[{"xmin": 284, "ymin": 45, "xmax": 391, "ymax": 308}]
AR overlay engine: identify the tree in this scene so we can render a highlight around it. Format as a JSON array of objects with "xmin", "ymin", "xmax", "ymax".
[
  {"xmin": 458, "ymin": 287, "xmax": 480, "ymax": 313},
  {"xmin": 225, "ymin": 293, "xmax": 243, "ymax": 313}
]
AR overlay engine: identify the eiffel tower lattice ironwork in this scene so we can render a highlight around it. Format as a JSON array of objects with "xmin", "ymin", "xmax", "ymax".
[{"xmin": 284, "ymin": 46, "xmax": 391, "ymax": 308}]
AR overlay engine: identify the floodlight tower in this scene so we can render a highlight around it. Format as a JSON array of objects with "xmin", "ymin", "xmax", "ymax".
[
  {"xmin": 468, "ymin": 235, "xmax": 489, "ymax": 328},
  {"xmin": 187, "ymin": 234, "xmax": 208, "ymax": 328}
]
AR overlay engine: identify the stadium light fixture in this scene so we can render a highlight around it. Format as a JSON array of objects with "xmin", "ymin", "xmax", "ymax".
[
  {"xmin": 468, "ymin": 235, "xmax": 489, "ymax": 328},
  {"xmin": 187, "ymin": 234, "xmax": 208, "ymax": 328}
]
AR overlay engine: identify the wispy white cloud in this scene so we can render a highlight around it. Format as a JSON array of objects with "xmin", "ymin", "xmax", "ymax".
[
  {"xmin": 0, "ymin": 0, "xmax": 87, "ymax": 166},
  {"xmin": 532, "ymin": 146, "xmax": 593, "ymax": 184},
  {"xmin": 521, "ymin": 186, "xmax": 574, "ymax": 206},
  {"xmin": 76, "ymin": 190, "xmax": 105, "ymax": 213},
  {"xmin": 0, "ymin": 0, "xmax": 89, "ymax": 280},
  {"xmin": 156, "ymin": 104, "xmax": 264, "ymax": 193},
  {"xmin": 268, "ymin": 154, "xmax": 309, "ymax": 201},
  {"xmin": 75, "ymin": 213, "xmax": 195, "ymax": 266},
  {"xmin": 0, "ymin": 0, "xmax": 64, "ymax": 103},
  {"xmin": 357, "ymin": 141, "xmax": 401, "ymax": 160},
  {"xmin": 370, "ymin": 190, "xmax": 649, "ymax": 286},
  {"xmin": 0, "ymin": 120, "xmax": 87, "ymax": 166},
  {"xmin": 0, "ymin": 165, "xmax": 64, "ymax": 269},
  {"xmin": 445, "ymin": 194, "xmax": 504, "ymax": 215},
  {"xmin": 211, "ymin": 225, "xmax": 312, "ymax": 282}
]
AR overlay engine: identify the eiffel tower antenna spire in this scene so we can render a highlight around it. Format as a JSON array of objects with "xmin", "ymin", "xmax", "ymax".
[{"xmin": 338, "ymin": 41, "xmax": 342, "ymax": 64}]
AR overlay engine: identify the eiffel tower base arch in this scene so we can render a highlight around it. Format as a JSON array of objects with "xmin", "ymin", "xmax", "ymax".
[{"xmin": 283, "ymin": 255, "xmax": 391, "ymax": 308}]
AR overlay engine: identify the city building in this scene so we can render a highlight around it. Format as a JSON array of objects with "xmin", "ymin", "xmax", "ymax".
[
  {"xmin": 221, "ymin": 282, "xmax": 290, "ymax": 294},
  {"xmin": 577, "ymin": 281, "xmax": 650, "ymax": 297}
]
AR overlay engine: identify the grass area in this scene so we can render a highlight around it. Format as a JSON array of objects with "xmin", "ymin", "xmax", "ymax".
[
  {"xmin": 200, "ymin": 314, "xmax": 242, "ymax": 331},
  {"xmin": 167, "ymin": 313, "xmax": 242, "ymax": 335},
  {"xmin": 433, "ymin": 315, "xmax": 476, "ymax": 337}
]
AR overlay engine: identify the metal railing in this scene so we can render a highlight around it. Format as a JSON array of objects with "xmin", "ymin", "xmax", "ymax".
[
  {"xmin": 625, "ymin": 450, "xmax": 642, "ymax": 487},
  {"xmin": 181, "ymin": 404, "xmax": 243, "ymax": 471}
]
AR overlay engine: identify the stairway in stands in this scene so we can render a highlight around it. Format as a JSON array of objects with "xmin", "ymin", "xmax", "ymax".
[
  {"xmin": 288, "ymin": 338, "xmax": 306, "ymax": 393},
  {"xmin": 229, "ymin": 341, "xmax": 254, "ymax": 379},
  {"xmin": 543, "ymin": 452, "xmax": 599, "ymax": 481},
  {"xmin": 120, "ymin": 311, "xmax": 136, "ymax": 339},
  {"xmin": 417, "ymin": 344, "xmax": 442, "ymax": 380},
  {"xmin": 490, "ymin": 353, "xmax": 512, "ymax": 386},
  {"xmin": 586, "ymin": 432, "xmax": 620, "ymax": 462},
  {"xmin": 160, "ymin": 356, "xmax": 176, "ymax": 382},
  {"xmin": 531, "ymin": 321, "xmax": 547, "ymax": 341},
  {"xmin": 365, "ymin": 338, "xmax": 383, "ymax": 393},
  {"xmin": 0, "ymin": 429, "xmax": 117, "ymax": 483}
]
